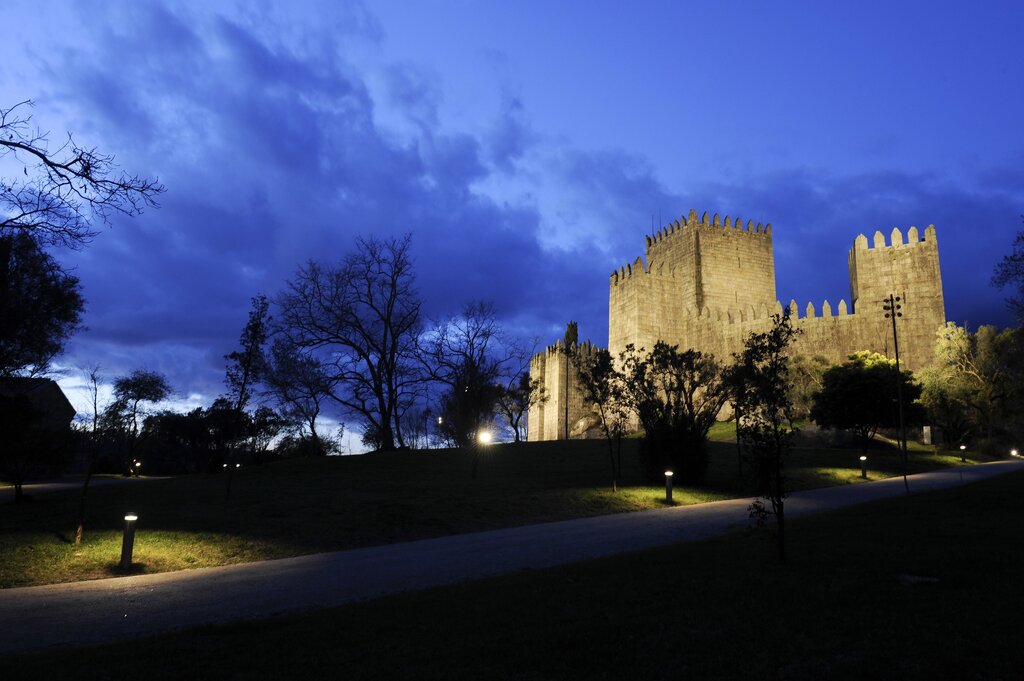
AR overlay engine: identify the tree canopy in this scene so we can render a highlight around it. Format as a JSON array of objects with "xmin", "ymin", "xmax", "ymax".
[
  {"xmin": 991, "ymin": 220, "xmax": 1024, "ymax": 324},
  {"xmin": 0, "ymin": 232, "xmax": 84, "ymax": 376},
  {"xmin": 918, "ymin": 323, "xmax": 1022, "ymax": 447},
  {"xmin": 619, "ymin": 341, "xmax": 729, "ymax": 483},
  {"xmin": 810, "ymin": 351, "xmax": 923, "ymax": 454},
  {"xmin": 731, "ymin": 312, "xmax": 799, "ymax": 563}
]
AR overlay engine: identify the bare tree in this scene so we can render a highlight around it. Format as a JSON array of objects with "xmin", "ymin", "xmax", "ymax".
[
  {"xmin": 276, "ymin": 235, "xmax": 422, "ymax": 451},
  {"xmin": 264, "ymin": 338, "xmax": 336, "ymax": 455},
  {"xmin": 496, "ymin": 373, "xmax": 546, "ymax": 443},
  {"xmin": 0, "ymin": 100, "xmax": 164, "ymax": 248},
  {"xmin": 419, "ymin": 301, "xmax": 513, "ymax": 448}
]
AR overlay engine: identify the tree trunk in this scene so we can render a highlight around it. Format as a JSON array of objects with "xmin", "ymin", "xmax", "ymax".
[
  {"xmin": 734, "ymin": 405, "xmax": 743, "ymax": 480},
  {"xmin": 776, "ymin": 500, "xmax": 787, "ymax": 564},
  {"xmin": 74, "ymin": 464, "xmax": 94, "ymax": 544}
]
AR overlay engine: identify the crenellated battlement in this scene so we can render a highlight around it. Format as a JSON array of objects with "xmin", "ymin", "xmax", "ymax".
[
  {"xmin": 643, "ymin": 208, "xmax": 772, "ymax": 251},
  {"xmin": 542, "ymin": 339, "xmax": 601, "ymax": 356},
  {"xmin": 851, "ymin": 225, "xmax": 937, "ymax": 252}
]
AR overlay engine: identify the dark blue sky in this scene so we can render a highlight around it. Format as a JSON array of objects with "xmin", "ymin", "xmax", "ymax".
[{"xmin": 2, "ymin": 1, "xmax": 1021, "ymax": 421}]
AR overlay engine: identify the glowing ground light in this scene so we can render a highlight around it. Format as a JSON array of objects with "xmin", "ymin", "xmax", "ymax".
[
  {"xmin": 120, "ymin": 514, "xmax": 138, "ymax": 570},
  {"xmin": 859, "ymin": 456, "xmax": 867, "ymax": 479},
  {"xmin": 664, "ymin": 470, "xmax": 674, "ymax": 502},
  {"xmin": 478, "ymin": 431, "xmax": 493, "ymax": 444}
]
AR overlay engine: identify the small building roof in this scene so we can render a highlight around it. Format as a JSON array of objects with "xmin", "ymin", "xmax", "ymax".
[{"xmin": 0, "ymin": 377, "xmax": 77, "ymax": 425}]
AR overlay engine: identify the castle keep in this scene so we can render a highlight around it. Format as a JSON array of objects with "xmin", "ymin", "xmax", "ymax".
[{"xmin": 528, "ymin": 209, "xmax": 946, "ymax": 442}]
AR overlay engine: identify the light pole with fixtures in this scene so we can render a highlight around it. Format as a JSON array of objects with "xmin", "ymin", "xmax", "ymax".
[{"xmin": 883, "ymin": 293, "xmax": 910, "ymax": 495}]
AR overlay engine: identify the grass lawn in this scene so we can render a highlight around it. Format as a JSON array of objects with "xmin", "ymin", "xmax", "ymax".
[
  {"xmin": 3, "ymin": 469, "xmax": 1021, "ymax": 679},
  {"xmin": 0, "ymin": 438, "xmax": 992, "ymax": 588}
]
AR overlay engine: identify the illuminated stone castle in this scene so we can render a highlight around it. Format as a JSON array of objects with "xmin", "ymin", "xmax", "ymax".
[{"xmin": 528, "ymin": 209, "xmax": 946, "ymax": 442}]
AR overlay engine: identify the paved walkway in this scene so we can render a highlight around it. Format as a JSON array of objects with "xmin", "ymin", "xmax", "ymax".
[
  {"xmin": 0, "ymin": 476, "xmax": 168, "ymax": 504},
  {"xmin": 1, "ymin": 460, "xmax": 1021, "ymax": 656}
]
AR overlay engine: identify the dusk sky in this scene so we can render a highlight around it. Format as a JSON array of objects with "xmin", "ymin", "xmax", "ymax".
[{"xmin": 3, "ymin": 1, "xmax": 1022, "ymax": 425}]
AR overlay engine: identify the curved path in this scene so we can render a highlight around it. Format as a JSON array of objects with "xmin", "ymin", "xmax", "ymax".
[{"xmin": 1, "ymin": 460, "xmax": 1021, "ymax": 656}]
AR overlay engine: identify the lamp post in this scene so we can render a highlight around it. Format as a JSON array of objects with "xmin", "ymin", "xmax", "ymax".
[
  {"xmin": 664, "ymin": 470, "xmax": 674, "ymax": 503},
  {"xmin": 120, "ymin": 514, "xmax": 138, "ymax": 570},
  {"xmin": 883, "ymin": 293, "xmax": 910, "ymax": 495}
]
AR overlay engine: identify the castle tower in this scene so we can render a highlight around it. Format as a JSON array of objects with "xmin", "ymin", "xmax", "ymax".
[
  {"xmin": 847, "ymin": 226, "xmax": 945, "ymax": 368},
  {"xmin": 526, "ymin": 341, "xmax": 597, "ymax": 442},
  {"xmin": 609, "ymin": 209, "xmax": 776, "ymax": 359}
]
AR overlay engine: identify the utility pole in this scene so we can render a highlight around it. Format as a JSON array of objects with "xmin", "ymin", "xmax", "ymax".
[{"xmin": 883, "ymin": 293, "xmax": 910, "ymax": 495}]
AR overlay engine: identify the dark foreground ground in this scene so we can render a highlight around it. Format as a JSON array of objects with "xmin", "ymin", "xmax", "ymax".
[{"xmin": 2, "ymin": 464, "xmax": 1022, "ymax": 680}]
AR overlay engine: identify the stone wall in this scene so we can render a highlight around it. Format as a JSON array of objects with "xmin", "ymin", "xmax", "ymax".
[
  {"xmin": 527, "ymin": 341, "xmax": 600, "ymax": 442},
  {"xmin": 529, "ymin": 210, "xmax": 947, "ymax": 442}
]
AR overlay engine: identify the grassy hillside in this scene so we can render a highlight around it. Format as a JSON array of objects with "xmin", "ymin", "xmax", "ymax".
[{"xmin": 0, "ymin": 438, "xmax": 986, "ymax": 587}]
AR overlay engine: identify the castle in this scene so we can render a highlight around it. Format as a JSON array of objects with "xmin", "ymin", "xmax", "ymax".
[{"xmin": 527, "ymin": 209, "xmax": 946, "ymax": 442}]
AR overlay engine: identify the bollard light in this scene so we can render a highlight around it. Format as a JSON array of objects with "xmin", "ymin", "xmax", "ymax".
[
  {"xmin": 120, "ymin": 514, "xmax": 138, "ymax": 571},
  {"xmin": 664, "ymin": 470, "xmax": 674, "ymax": 503},
  {"xmin": 478, "ymin": 430, "xmax": 493, "ymax": 445},
  {"xmin": 1012, "ymin": 449, "xmax": 1019, "ymax": 458},
  {"xmin": 959, "ymin": 444, "xmax": 967, "ymax": 463},
  {"xmin": 859, "ymin": 456, "xmax": 867, "ymax": 479}
]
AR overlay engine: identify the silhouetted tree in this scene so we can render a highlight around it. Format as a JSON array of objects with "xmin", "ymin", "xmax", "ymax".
[
  {"xmin": 419, "ymin": 302, "xmax": 511, "ymax": 448},
  {"xmin": 74, "ymin": 365, "xmax": 102, "ymax": 544},
  {"xmin": 733, "ymin": 313, "xmax": 798, "ymax": 563},
  {"xmin": 105, "ymin": 369, "xmax": 172, "ymax": 475},
  {"xmin": 248, "ymin": 405, "xmax": 289, "ymax": 463},
  {"xmin": 0, "ymin": 100, "xmax": 163, "ymax": 248},
  {"xmin": 992, "ymin": 218, "xmax": 1024, "ymax": 324},
  {"xmin": 572, "ymin": 347, "xmax": 628, "ymax": 491},
  {"xmin": 222, "ymin": 295, "xmax": 271, "ymax": 494},
  {"xmin": 276, "ymin": 235, "xmax": 422, "ymax": 451},
  {"xmin": 619, "ymin": 342, "xmax": 729, "ymax": 483},
  {"xmin": 496, "ymin": 373, "xmax": 546, "ymax": 443},
  {"xmin": 1, "ymin": 100, "xmax": 161, "ymax": 381},
  {"xmin": 225, "ymin": 295, "xmax": 270, "ymax": 415},
  {"xmin": 264, "ymin": 338, "xmax": 336, "ymax": 456},
  {"xmin": 0, "ymin": 232, "xmax": 84, "ymax": 376}
]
